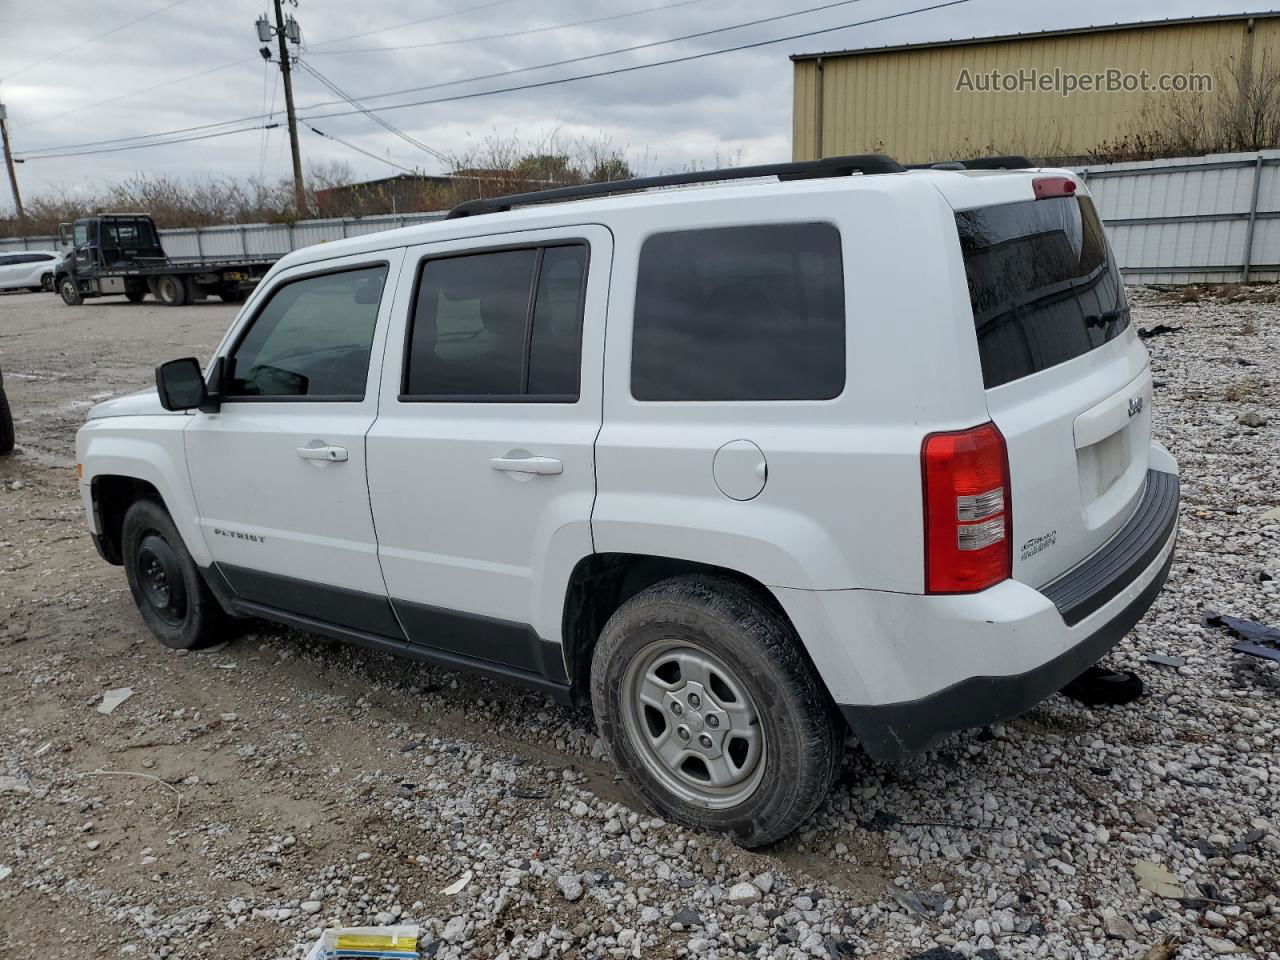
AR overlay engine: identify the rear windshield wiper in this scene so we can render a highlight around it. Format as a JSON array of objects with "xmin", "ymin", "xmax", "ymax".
[{"xmin": 1085, "ymin": 307, "xmax": 1128, "ymax": 329}]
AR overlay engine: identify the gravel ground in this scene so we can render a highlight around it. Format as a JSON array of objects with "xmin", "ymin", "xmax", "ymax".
[{"xmin": 0, "ymin": 287, "xmax": 1277, "ymax": 960}]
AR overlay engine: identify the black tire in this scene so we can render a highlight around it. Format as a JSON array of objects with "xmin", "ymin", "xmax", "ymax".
[
  {"xmin": 154, "ymin": 275, "xmax": 188, "ymax": 307},
  {"xmin": 59, "ymin": 277, "xmax": 84, "ymax": 306},
  {"xmin": 219, "ymin": 288, "xmax": 246, "ymax": 304},
  {"xmin": 125, "ymin": 289, "xmax": 146, "ymax": 303},
  {"xmin": 41, "ymin": 273, "xmax": 54, "ymax": 292},
  {"xmin": 121, "ymin": 498, "xmax": 228, "ymax": 650},
  {"xmin": 0, "ymin": 371, "xmax": 14, "ymax": 455},
  {"xmin": 591, "ymin": 575, "xmax": 843, "ymax": 848}
]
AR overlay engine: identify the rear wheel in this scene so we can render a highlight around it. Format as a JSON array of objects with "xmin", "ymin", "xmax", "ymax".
[
  {"xmin": 121, "ymin": 498, "xmax": 228, "ymax": 649},
  {"xmin": 591, "ymin": 575, "xmax": 842, "ymax": 847},
  {"xmin": 125, "ymin": 289, "xmax": 146, "ymax": 303},
  {"xmin": 59, "ymin": 277, "xmax": 84, "ymax": 306},
  {"xmin": 154, "ymin": 275, "xmax": 188, "ymax": 307},
  {"xmin": 219, "ymin": 288, "xmax": 246, "ymax": 304},
  {"xmin": 40, "ymin": 273, "xmax": 54, "ymax": 292}
]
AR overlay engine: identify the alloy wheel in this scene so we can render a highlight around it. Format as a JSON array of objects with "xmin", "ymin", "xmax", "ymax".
[{"xmin": 620, "ymin": 638, "xmax": 766, "ymax": 808}]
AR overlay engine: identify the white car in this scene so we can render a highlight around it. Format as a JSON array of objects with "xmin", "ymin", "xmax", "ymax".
[
  {"xmin": 75, "ymin": 154, "xmax": 1179, "ymax": 846},
  {"xmin": 0, "ymin": 249, "xmax": 61, "ymax": 292}
]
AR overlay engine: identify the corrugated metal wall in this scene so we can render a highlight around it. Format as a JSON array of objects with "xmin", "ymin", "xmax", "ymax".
[
  {"xmin": 1075, "ymin": 150, "xmax": 1279, "ymax": 284},
  {"xmin": 793, "ymin": 16, "xmax": 1277, "ymax": 165},
  {"xmin": 0, "ymin": 212, "xmax": 445, "ymax": 260},
  {"xmin": 3, "ymin": 153, "xmax": 1276, "ymax": 283}
]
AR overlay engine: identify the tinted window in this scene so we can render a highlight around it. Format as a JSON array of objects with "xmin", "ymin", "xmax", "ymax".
[
  {"xmin": 631, "ymin": 223, "xmax": 845, "ymax": 401},
  {"xmin": 404, "ymin": 243, "xmax": 587, "ymax": 400},
  {"xmin": 956, "ymin": 195, "xmax": 1128, "ymax": 389},
  {"xmin": 226, "ymin": 265, "xmax": 387, "ymax": 399},
  {"xmin": 102, "ymin": 218, "xmax": 158, "ymax": 248},
  {"xmin": 528, "ymin": 245, "xmax": 587, "ymax": 396}
]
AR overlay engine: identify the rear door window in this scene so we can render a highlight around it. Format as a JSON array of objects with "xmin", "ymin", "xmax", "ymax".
[
  {"xmin": 403, "ymin": 242, "xmax": 588, "ymax": 401},
  {"xmin": 955, "ymin": 195, "xmax": 1128, "ymax": 389},
  {"xmin": 631, "ymin": 222, "xmax": 845, "ymax": 401}
]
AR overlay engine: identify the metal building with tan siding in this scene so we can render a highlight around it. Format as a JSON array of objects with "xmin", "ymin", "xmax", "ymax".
[{"xmin": 791, "ymin": 12, "xmax": 1280, "ymax": 165}]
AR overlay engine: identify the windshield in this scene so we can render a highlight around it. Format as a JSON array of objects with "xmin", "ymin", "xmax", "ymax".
[{"xmin": 955, "ymin": 194, "xmax": 1128, "ymax": 389}]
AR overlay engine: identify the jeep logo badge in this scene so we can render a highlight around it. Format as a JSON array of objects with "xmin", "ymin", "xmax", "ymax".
[{"xmin": 1128, "ymin": 396, "xmax": 1144, "ymax": 418}]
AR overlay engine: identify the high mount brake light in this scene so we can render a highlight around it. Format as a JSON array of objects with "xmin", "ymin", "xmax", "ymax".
[
  {"xmin": 1033, "ymin": 176, "xmax": 1077, "ymax": 200},
  {"xmin": 922, "ymin": 423, "xmax": 1012, "ymax": 593}
]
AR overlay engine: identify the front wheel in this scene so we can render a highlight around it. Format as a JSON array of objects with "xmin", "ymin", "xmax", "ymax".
[
  {"xmin": 121, "ymin": 499, "xmax": 228, "ymax": 649},
  {"xmin": 591, "ymin": 575, "xmax": 843, "ymax": 848},
  {"xmin": 59, "ymin": 277, "xmax": 84, "ymax": 306}
]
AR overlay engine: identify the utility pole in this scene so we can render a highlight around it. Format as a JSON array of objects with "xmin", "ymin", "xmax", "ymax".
[
  {"xmin": 258, "ymin": 2, "xmax": 305, "ymax": 215},
  {"xmin": 0, "ymin": 103, "xmax": 25, "ymax": 226}
]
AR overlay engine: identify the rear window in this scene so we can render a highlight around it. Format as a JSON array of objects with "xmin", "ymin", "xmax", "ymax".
[
  {"xmin": 956, "ymin": 195, "xmax": 1128, "ymax": 389},
  {"xmin": 631, "ymin": 222, "xmax": 845, "ymax": 401}
]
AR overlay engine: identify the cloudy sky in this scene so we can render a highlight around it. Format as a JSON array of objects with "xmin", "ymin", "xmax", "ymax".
[{"xmin": 0, "ymin": 0, "xmax": 1272, "ymax": 205}]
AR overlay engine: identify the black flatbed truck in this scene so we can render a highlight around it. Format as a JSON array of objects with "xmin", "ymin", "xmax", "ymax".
[{"xmin": 54, "ymin": 214, "xmax": 278, "ymax": 307}]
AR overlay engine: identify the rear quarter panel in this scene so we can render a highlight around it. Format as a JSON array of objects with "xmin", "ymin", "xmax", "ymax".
[{"xmin": 592, "ymin": 178, "xmax": 990, "ymax": 592}]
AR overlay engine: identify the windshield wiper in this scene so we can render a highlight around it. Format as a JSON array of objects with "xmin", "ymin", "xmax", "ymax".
[{"xmin": 1085, "ymin": 307, "xmax": 1128, "ymax": 328}]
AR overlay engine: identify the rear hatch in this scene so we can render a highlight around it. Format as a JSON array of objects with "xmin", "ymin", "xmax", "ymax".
[{"xmin": 949, "ymin": 178, "xmax": 1152, "ymax": 587}]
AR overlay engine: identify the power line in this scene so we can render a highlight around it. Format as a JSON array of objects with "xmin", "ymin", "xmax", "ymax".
[
  {"xmin": 17, "ymin": 113, "xmax": 270, "ymax": 157},
  {"xmin": 17, "ymin": 0, "xmax": 885, "ymax": 154},
  {"xmin": 298, "ymin": 61, "xmax": 451, "ymax": 165},
  {"xmin": 259, "ymin": 58, "xmax": 281, "ymax": 182},
  {"xmin": 298, "ymin": 0, "xmax": 972, "ymax": 122},
  {"xmin": 304, "ymin": 122, "xmax": 417, "ymax": 173},
  {"xmin": 17, "ymin": 123, "xmax": 273, "ymax": 161},
  {"xmin": 13, "ymin": 56, "xmax": 256, "ymax": 131},
  {"xmin": 307, "ymin": 0, "xmax": 719, "ymax": 57},
  {"xmin": 16, "ymin": 0, "xmax": 969, "ymax": 161},
  {"xmin": 300, "ymin": 0, "xmax": 877, "ymax": 110},
  {"xmin": 1, "ymin": 0, "xmax": 195, "ymax": 82},
  {"xmin": 306, "ymin": 0, "xmax": 522, "ymax": 49},
  {"xmin": 257, "ymin": 59, "xmax": 274, "ymax": 181}
]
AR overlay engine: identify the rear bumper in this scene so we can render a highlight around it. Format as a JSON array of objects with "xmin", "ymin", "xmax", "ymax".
[{"xmin": 836, "ymin": 467, "xmax": 1179, "ymax": 761}]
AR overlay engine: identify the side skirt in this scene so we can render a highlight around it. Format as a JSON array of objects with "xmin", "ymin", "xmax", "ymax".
[{"xmin": 198, "ymin": 565, "xmax": 574, "ymax": 705}]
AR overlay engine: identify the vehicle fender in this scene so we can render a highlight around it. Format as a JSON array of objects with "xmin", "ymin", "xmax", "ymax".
[
  {"xmin": 589, "ymin": 507, "xmax": 873, "ymax": 702},
  {"xmin": 76, "ymin": 416, "xmax": 208, "ymax": 565},
  {"xmin": 590, "ymin": 498, "xmax": 843, "ymax": 591}
]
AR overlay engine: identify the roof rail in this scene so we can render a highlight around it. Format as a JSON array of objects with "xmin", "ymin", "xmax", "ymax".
[
  {"xmin": 905, "ymin": 154, "xmax": 1035, "ymax": 171},
  {"xmin": 445, "ymin": 153, "xmax": 905, "ymax": 219},
  {"xmin": 960, "ymin": 155, "xmax": 1034, "ymax": 170}
]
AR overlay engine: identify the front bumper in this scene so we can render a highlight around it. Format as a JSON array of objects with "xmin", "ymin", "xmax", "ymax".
[{"xmin": 838, "ymin": 468, "xmax": 1179, "ymax": 761}]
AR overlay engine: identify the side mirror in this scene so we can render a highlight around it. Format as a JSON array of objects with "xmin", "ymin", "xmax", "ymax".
[{"xmin": 155, "ymin": 358, "xmax": 208, "ymax": 411}]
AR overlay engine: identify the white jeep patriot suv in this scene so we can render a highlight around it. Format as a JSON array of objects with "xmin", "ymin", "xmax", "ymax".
[{"xmin": 76, "ymin": 154, "xmax": 1179, "ymax": 846}]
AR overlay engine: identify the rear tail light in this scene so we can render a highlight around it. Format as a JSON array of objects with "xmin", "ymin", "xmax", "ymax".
[{"xmin": 922, "ymin": 423, "xmax": 1011, "ymax": 593}]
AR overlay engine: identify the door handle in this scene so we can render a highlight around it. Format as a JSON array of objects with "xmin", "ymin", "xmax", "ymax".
[
  {"xmin": 489, "ymin": 455, "xmax": 562, "ymax": 476},
  {"xmin": 297, "ymin": 443, "xmax": 348, "ymax": 462}
]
